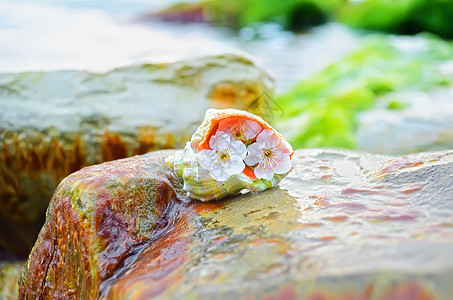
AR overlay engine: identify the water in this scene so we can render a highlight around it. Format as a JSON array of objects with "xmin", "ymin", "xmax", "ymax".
[{"xmin": 0, "ymin": 0, "xmax": 359, "ymax": 94}]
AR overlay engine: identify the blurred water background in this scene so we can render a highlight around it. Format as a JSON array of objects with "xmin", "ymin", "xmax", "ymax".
[
  {"xmin": 3, "ymin": 0, "xmax": 453, "ymax": 153},
  {"xmin": 0, "ymin": 0, "xmax": 358, "ymax": 94}
]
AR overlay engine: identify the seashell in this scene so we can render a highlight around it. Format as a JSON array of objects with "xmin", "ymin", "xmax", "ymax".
[{"xmin": 166, "ymin": 109, "xmax": 293, "ymax": 201}]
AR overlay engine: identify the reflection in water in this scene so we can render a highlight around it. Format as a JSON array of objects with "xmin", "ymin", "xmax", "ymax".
[{"xmin": 0, "ymin": 0, "xmax": 358, "ymax": 93}]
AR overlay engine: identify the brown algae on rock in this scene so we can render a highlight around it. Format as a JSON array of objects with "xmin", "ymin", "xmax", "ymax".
[{"xmin": 0, "ymin": 53, "xmax": 273, "ymax": 255}]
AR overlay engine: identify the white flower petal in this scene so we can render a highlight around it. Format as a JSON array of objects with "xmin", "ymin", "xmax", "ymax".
[
  {"xmin": 244, "ymin": 143, "xmax": 264, "ymax": 166},
  {"xmin": 247, "ymin": 142, "xmax": 265, "ymax": 153},
  {"xmin": 274, "ymin": 153, "xmax": 292, "ymax": 174},
  {"xmin": 254, "ymin": 163, "xmax": 275, "ymax": 181},
  {"xmin": 200, "ymin": 129, "xmax": 249, "ymax": 181},
  {"xmin": 209, "ymin": 131, "xmax": 231, "ymax": 151},
  {"xmin": 224, "ymin": 155, "xmax": 245, "ymax": 175},
  {"xmin": 244, "ymin": 154, "xmax": 260, "ymax": 166},
  {"xmin": 210, "ymin": 168, "xmax": 230, "ymax": 182},
  {"xmin": 278, "ymin": 139, "xmax": 293, "ymax": 154},
  {"xmin": 230, "ymin": 138, "xmax": 247, "ymax": 157},
  {"xmin": 197, "ymin": 149, "xmax": 216, "ymax": 170},
  {"xmin": 256, "ymin": 129, "xmax": 279, "ymax": 148},
  {"xmin": 242, "ymin": 119, "xmax": 262, "ymax": 140}
]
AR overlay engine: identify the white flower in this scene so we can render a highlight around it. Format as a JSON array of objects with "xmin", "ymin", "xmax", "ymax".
[
  {"xmin": 197, "ymin": 131, "xmax": 247, "ymax": 181},
  {"xmin": 218, "ymin": 118, "xmax": 262, "ymax": 142},
  {"xmin": 244, "ymin": 129, "xmax": 293, "ymax": 181}
]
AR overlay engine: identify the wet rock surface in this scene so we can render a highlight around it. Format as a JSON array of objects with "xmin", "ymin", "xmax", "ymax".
[
  {"xmin": 20, "ymin": 148, "xmax": 453, "ymax": 299},
  {"xmin": 0, "ymin": 53, "xmax": 272, "ymax": 255},
  {"xmin": 0, "ymin": 261, "xmax": 23, "ymax": 300},
  {"xmin": 19, "ymin": 150, "xmax": 183, "ymax": 299}
]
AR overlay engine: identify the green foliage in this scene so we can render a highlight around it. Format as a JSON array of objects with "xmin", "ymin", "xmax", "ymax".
[
  {"xmin": 203, "ymin": 0, "xmax": 343, "ymax": 30},
  {"xmin": 194, "ymin": 0, "xmax": 453, "ymax": 38},
  {"xmin": 276, "ymin": 35, "xmax": 453, "ymax": 149},
  {"xmin": 338, "ymin": 0, "xmax": 453, "ymax": 39},
  {"xmin": 337, "ymin": 0, "xmax": 415, "ymax": 32}
]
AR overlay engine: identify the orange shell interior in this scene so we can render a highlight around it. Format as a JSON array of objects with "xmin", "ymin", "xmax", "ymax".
[
  {"xmin": 197, "ymin": 115, "xmax": 273, "ymax": 152},
  {"xmin": 196, "ymin": 114, "xmax": 279, "ymax": 181}
]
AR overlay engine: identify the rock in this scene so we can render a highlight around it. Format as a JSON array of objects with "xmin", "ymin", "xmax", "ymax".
[
  {"xmin": 0, "ymin": 261, "xmax": 23, "ymax": 300},
  {"xmin": 356, "ymin": 87, "xmax": 453, "ymax": 155},
  {"xmin": 20, "ymin": 148, "xmax": 453, "ymax": 299},
  {"xmin": 19, "ymin": 150, "xmax": 183, "ymax": 299},
  {"xmin": 139, "ymin": 3, "xmax": 208, "ymax": 24},
  {"xmin": 0, "ymin": 53, "xmax": 273, "ymax": 256}
]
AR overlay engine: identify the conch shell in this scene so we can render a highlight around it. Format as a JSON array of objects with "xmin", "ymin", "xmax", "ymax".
[{"xmin": 166, "ymin": 109, "xmax": 293, "ymax": 201}]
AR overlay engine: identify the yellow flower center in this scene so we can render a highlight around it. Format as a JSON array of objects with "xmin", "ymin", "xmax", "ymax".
[
  {"xmin": 219, "ymin": 152, "xmax": 229, "ymax": 163},
  {"xmin": 264, "ymin": 150, "xmax": 272, "ymax": 157}
]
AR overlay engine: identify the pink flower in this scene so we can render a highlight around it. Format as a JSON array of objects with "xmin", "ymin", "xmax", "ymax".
[
  {"xmin": 218, "ymin": 118, "xmax": 262, "ymax": 142},
  {"xmin": 244, "ymin": 129, "xmax": 292, "ymax": 181},
  {"xmin": 197, "ymin": 131, "xmax": 247, "ymax": 181}
]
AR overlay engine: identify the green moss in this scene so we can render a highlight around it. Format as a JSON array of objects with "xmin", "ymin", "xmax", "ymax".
[
  {"xmin": 338, "ymin": 0, "xmax": 453, "ymax": 39},
  {"xmin": 201, "ymin": 0, "xmax": 342, "ymax": 30},
  {"xmin": 276, "ymin": 34, "xmax": 453, "ymax": 149},
  {"xmin": 337, "ymin": 0, "xmax": 415, "ymax": 33},
  {"xmin": 170, "ymin": 0, "xmax": 453, "ymax": 38},
  {"xmin": 386, "ymin": 100, "xmax": 407, "ymax": 110}
]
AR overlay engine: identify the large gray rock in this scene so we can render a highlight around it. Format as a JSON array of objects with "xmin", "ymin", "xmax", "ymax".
[
  {"xmin": 0, "ymin": 53, "xmax": 273, "ymax": 256},
  {"xmin": 20, "ymin": 148, "xmax": 453, "ymax": 299}
]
